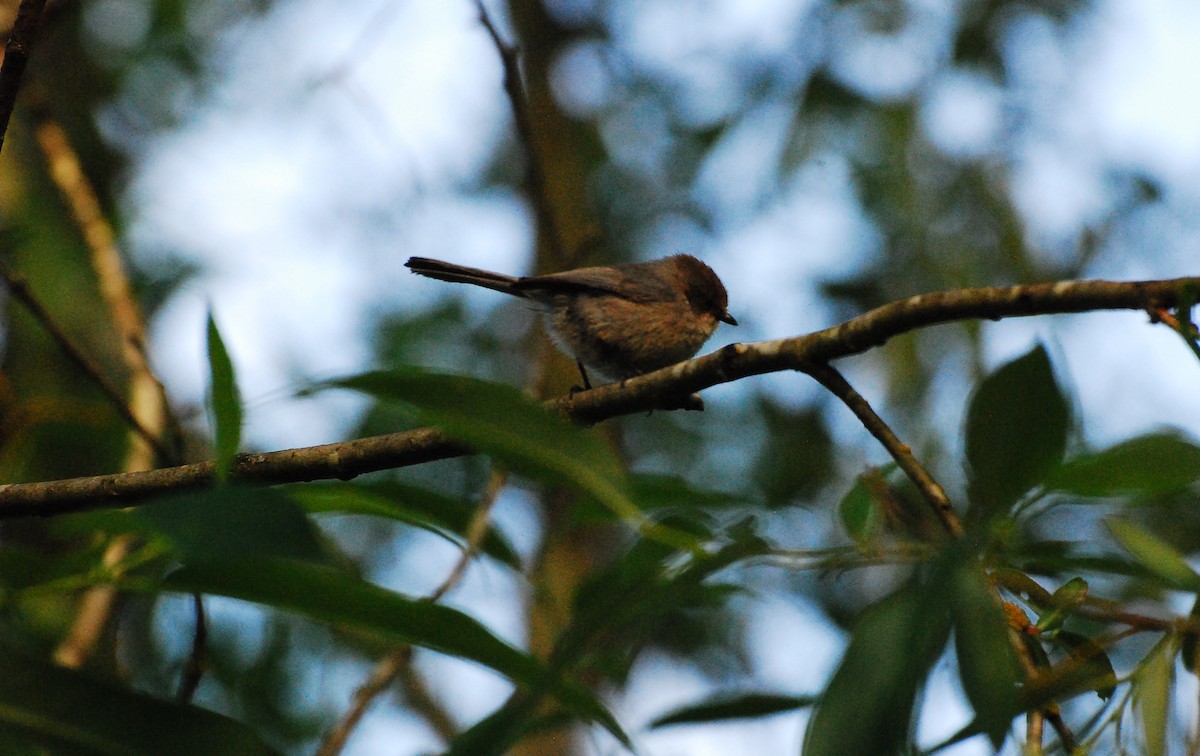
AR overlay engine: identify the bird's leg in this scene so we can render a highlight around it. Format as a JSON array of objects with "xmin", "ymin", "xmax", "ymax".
[{"xmin": 569, "ymin": 360, "xmax": 593, "ymax": 396}]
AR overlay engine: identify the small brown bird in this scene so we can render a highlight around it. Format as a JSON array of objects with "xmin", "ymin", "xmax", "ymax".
[{"xmin": 405, "ymin": 254, "xmax": 737, "ymax": 388}]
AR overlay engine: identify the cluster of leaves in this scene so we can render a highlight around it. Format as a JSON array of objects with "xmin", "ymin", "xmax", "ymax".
[
  {"xmin": 7, "ymin": 309, "xmax": 1200, "ymax": 756},
  {"xmin": 818, "ymin": 342, "xmax": 1200, "ymax": 754}
]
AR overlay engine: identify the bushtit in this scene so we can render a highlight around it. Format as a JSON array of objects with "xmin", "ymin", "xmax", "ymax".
[{"xmin": 405, "ymin": 254, "xmax": 737, "ymax": 388}]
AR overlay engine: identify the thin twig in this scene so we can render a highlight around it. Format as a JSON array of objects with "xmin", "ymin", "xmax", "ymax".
[
  {"xmin": 0, "ymin": 0, "xmax": 46, "ymax": 156},
  {"xmin": 328, "ymin": 467, "xmax": 512, "ymax": 750},
  {"xmin": 430, "ymin": 468, "xmax": 510, "ymax": 602},
  {"xmin": 1026, "ymin": 709, "xmax": 1044, "ymax": 755},
  {"xmin": 1008, "ymin": 621, "xmax": 1080, "ymax": 752},
  {"xmin": 805, "ymin": 363, "xmax": 963, "ymax": 537},
  {"xmin": 0, "ymin": 263, "xmax": 169, "ymax": 459},
  {"xmin": 316, "ymin": 650, "xmax": 409, "ymax": 756},
  {"xmin": 176, "ymin": 593, "xmax": 207, "ymax": 702},
  {"xmin": 317, "ymin": 468, "xmax": 510, "ymax": 756},
  {"xmin": 474, "ymin": 0, "xmax": 566, "ymax": 261}
]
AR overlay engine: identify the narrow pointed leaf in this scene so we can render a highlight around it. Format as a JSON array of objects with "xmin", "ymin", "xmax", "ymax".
[
  {"xmin": 327, "ymin": 370, "xmax": 696, "ymax": 550},
  {"xmin": 136, "ymin": 487, "xmax": 328, "ymax": 564},
  {"xmin": 649, "ymin": 691, "xmax": 817, "ymax": 728},
  {"xmin": 206, "ymin": 312, "xmax": 242, "ymax": 481},
  {"xmin": 1105, "ymin": 519, "xmax": 1200, "ymax": 592},
  {"xmin": 950, "ymin": 567, "xmax": 1021, "ymax": 748},
  {"xmin": 0, "ymin": 648, "xmax": 277, "ymax": 755},
  {"xmin": 804, "ymin": 585, "xmax": 951, "ymax": 756},
  {"xmin": 160, "ymin": 557, "xmax": 627, "ymax": 745},
  {"xmin": 1134, "ymin": 634, "xmax": 1177, "ymax": 756},
  {"xmin": 1049, "ymin": 432, "xmax": 1200, "ymax": 497},
  {"xmin": 288, "ymin": 482, "xmax": 521, "ymax": 569}
]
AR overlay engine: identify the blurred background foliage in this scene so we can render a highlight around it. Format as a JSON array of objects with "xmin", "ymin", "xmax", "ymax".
[{"xmin": 0, "ymin": 0, "xmax": 1198, "ymax": 753}]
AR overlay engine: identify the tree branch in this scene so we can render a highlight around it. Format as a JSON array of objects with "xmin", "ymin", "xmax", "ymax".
[
  {"xmin": 474, "ymin": 0, "xmax": 568, "ymax": 262},
  {"xmin": 0, "ymin": 276, "xmax": 1196, "ymax": 518},
  {"xmin": 805, "ymin": 363, "xmax": 963, "ymax": 537}
]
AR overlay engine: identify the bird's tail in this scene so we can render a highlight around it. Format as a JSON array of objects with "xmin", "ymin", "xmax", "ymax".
[{"xmin": 405, "ymin": 257, "xmax": 521, "ymax": 296}]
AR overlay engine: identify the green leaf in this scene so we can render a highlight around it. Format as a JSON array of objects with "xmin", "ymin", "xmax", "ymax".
[
  {"xmin": 950, "ymin": 566, "xmax": 1021, "ymax": 748},
  {"xmin": 206, "ymin": 311, "xmax": 242, "ymax": 481},
  {"xmin": 1049, "ymin": 432, "xmax": 1200, "ymax": 497},
  {"xmin": 136, "ymin": 487, "xmax": 329, "ymax": 565},
  {"xmin": 965, "ymin": 345, "xmax": 1070, "ymax": 515},
  {"xmin": 1036, "ymin": 577, "xmax": 1088, "ymax": 633},
  {"xmin": 0, "ymin": 647, "xmax": 277, "ymax": 755},
  {"xmin": 649, "ymin": 691, "xmax": 816, "ymax": 728},
  {"xmin": 1134, "ymin": 634, "xmax": 1177, "ymax": 756},
  {"xmin": 1105, "ymin": 519, "xmax": 1200, "ymax": 592},
  {"xmin": 326, "ymin": 369, "xmax": 696, "ymax": 551},
  {"xmin": 555, "ymin": 523, "xmax": 768, "ymax": 674},
  {"xmin": 803, "ymin": 585, "xmax": 952, "ymax": 756},
  {"xmin": 626, "ymin": 474, "xmax": 742, "ymax": 511},
  {"xmin": 991, "ymin": 567, "xmax": 1053, "ymax": 606},
  {"xmin": 288, "ymin": 481, "xmax": 521, "ymax": 569},
  {"xmin": 752, "ymin": 398, "xmax": 834, "ymax": 503},
  {"xmin": 1054, "ymin": 631, "xmax": 1117, "ymax": 700},
  {"xmin": 1182, "ymin": 597, "xmax": 1200, "ymax": 674},
  {"xmin": 159, "ymin": 557, "xmax": 627, "ymax": 745},
  {"xmin": 839, "ymin": 472, "xmax": 885, "ymax": 545}
]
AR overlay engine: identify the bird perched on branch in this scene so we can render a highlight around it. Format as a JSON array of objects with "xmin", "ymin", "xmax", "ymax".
[{"xmin": 405, "ymin": 254, "xmax": 737, "ymax": 390}]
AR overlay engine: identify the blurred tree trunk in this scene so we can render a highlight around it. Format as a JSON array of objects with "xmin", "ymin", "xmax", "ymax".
[{"xmin": 508, "ymin": 1, "xmax": 614, "ymax": 753}]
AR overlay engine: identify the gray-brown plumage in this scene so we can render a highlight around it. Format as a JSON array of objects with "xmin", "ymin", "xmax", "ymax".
[{"xmin": 405, "ymin": 255, "xmax": 737, "ymax": 387}]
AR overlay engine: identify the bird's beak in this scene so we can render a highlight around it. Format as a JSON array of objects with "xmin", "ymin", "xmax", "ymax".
[{"xmin": 720, "ymin": 311, "xmax": 738, "ymax": 326}]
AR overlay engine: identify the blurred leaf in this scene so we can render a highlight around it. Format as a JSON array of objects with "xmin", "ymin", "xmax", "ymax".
[
  {"xmin": 1036, "ymin": 577, "xmax": 1088, "ymax": 633},
  {"xmin": 1134, "ymin": 634, "xmax": 1177, "ymax": 756},
  {"xmin": 445, "ymin": 696, "xmax": 539, "ymax": 756},
  {"xmin": 1049, "ymin": 432, "xmax": 1200, "ymax": 497},
  {"xmin": 752, "ymin": 398, "xmax": 833, "ymax": 504},
  {"xmin": 556, "ymin": 519, "xmax": 770, "ymax": 681},
  {"xmin": 649, "ymin": 691, "xmax": 817, "ymax": 728},
  {"xmin": 288, "ymin": 481, "xmax": 521, "ymax": 569},
  {"xmin": 136, "ymin": 487, "xmax": 329, "ymax": 565},
  {"xmin": 627, "ymin": 474, "xmax": 743, "ymax": 510},
  {"xmin": 1183, "ymin": 597, "xmax": 1200, "ymax": 674},
  {"xmin": 944, "ymin": 626, "xmax": 1118, "ymax": 752},
  {"xmin": 162, "ymin": 557, "xmax": 628, "ymax": 745},
  {"xmin": 992, "ymin": 568, "xmax": 1053, "ymax": 606},
  {"xmin": 0, "ymin": 540, "xmax": 109, "ymax": 593},
  {"xmin": 325, "ymin": 369, "xmax": 695, "ymax": 550},
  {"xmin": 206, "ymin": 311, "xmax": 242, "ymax": 481},
  {"xmin": 1105, "ymin": 519, "xmax": 1200, "ymax": 592},
  {"xmin": 0, "ymin": 647, "xmax": 277, "ymax": 755},
  {"xmin": 839, "ymin": 471, "xmax": 884, "ymax": 545},
  {"xmin": 950, "ymin": 566, "xmax": 1021, "ymax": 748},
  {"xmin": 802, "ymin": 71, "xmax": 867, "ymax": 111},
  {"xmin": 965, "ymin": 345, "xmax": 1069, "ymax": 516},
  {"xmin": 1008, "ymin": 540, "xmax": 1160, "ymax": 583},
  {"xmin": 571, "ymin": 474, "xmax": 744, "ymax": 528},
  {"xmin": 1054, "ymin": 631, "xmax": 1117, "ymax": 701},
  {"xmin": 804, "ymin": 584, "xmax": 951, "ymax": 756}
]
